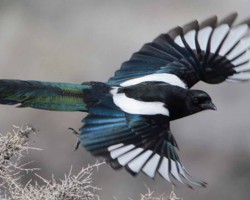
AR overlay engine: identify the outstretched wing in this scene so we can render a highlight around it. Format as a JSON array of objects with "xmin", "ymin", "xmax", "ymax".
[
  {"xmin": 108, "ymin": 13, "xmax": 250, "ymax": 88},
  {"xmin": 80, "ymin": 96, "xmax": 206, "ymax": 188}
]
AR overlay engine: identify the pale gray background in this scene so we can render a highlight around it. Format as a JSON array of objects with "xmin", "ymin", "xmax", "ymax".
[{"xmin": 0, "ymin": 0, "xmax": 250, "ymax": 199}]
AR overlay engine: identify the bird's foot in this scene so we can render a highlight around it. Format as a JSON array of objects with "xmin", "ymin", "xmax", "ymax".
[{"xmin": 68, "ymin": 127, "xmax": 81, "ymax": 151}]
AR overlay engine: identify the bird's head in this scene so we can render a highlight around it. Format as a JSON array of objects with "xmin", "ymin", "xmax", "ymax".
[
  {"xmin": 164, "ymin": 87, "xmax": 217, "ymax": 120},
  {"xmin": 186, "ymin": 90, "xmax": 217, "ymax": 114}
]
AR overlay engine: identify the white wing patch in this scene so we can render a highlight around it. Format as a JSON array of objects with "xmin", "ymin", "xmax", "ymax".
[
  {"xmin": 174, "ymin": 35, "xmax": 185, "ymax": 48},
  {"xmin": 173, "ymin": 20, "xmax": 250, "ymax": 82},
  {"xmin": 170, "ymin": 159, "xmax": 183, "ymax": 182},
  {"xmin": 184, "ymin": 30, "xmax": 196, "ymax": 49},
  {"xmin": 228, "ymin": 72, "xmax": 250, "ymax": 81},
  {"xmin": 210, "ymin": 24, "xmax": 230, "ymax": 53},
  {"xmin": 198, "ymin": 27, "xmax": 213, "ymax": 51},
  {"xmin": 108, "ymin": 143, "xmax": 124, "ymax": 151},
  {"xmin": 232, "ymin": 50, "xmax": 250, "ymax": 66},
  {"xmin": 110, "ymin": 144, "xmax": 134, "ymax": 159},
  {"xmin": 117, "ymin": 147, "xmax": 143, "ymax": 166},
  {"xmin": 127, "ymin": 150, "xmax": 153, "ymax": 173},
  {"xmin": 177, "ymin": 23, "xmax": 249, "ymax": 59},
  {"xmin": 142, "ymin": 154, "xmax": 160, "ymax": 178},
  {"xmin": 120, "ymin": 73, "xmax": 187, "ymax": 88},
  {"xmin": 110, "ymin": 87, "xmax": 170, "ymax": 116},
  {"xmin": 227, "ymin": 36, "xmax": 250, "ymax": 60},
  {"xmin": 220, "ymin": 24, "xmax": 249, "ymax": 55},
  {"xmin": 107, "ymin": 144, "xmax": 193, "ymax": 185},
  {"xmin": 235, "ymin": 62, "xmax": 250, "ymax": 73},
  {"xmin": 158, "ymin": 157, "xmax": 170, "ymax": 181}
]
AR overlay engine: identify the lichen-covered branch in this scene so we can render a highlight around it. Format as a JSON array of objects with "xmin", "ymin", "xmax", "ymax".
[{"xmin": 0, "ymin": 125, "xmax": 181, "ymax": 200}]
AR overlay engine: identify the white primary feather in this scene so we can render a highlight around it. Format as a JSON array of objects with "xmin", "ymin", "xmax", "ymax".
[
  {"xmin": 219, "ymin": 24, "xmax": 249, "ymax": 56},
  {"xmin": 198, "ymin": 27, "xmax": 213, "ymax": 51},
  {"xmin": 120, "ymin": 73, "xmax": 187, "ymax": 88},
  {"xmin": 127, "ymin": 150, "xmax": 153, "ymax": 173},
  {"xmin": 173, "ymin": 22, "xmax": 250, "ymax": 69},
  {"xmin": 110, "ymin": 144, "xmax": 134, "ymax": 159},
  {"xmin": 174, "ymin": 35, "xmax": 185, "ymax": 47},
  {"xmin": 235, "ymin": 62, "xmax": 250, "ymax": 72},
  {"xmin": 110, "ymin": 87, "xmax": 170, "ymax": 116},
  {"xmin": 210, "ymin": 24, "xmax": 230, "ymax": 53},
  {"xmin": 108, "ymin": 143, "xmax": 124, "ymax": 151},
  {"xmin": 228, "ymin": 72, "xmax": 250, "ymax": 81},
  {"xmin": 232, "ymin": 50, "xmax": 250, "ymax": 66},
  {"xmin": 117, "ymin": 147, "xmax": 143, "ymax": 166},
  {"xmin": 226, "ymin": 79, "xmax": 242, "ymax": 83},
  {"xmin": 142, "ymin": 154, "xmax": 160, "ymax": 178},
  {"xmin": 170, "ymin": 160, "xmax": 182, "ymax": 182},
  {"xmin": 184, "ymin": 30, "xmax": 196, "ymax": 50},
  {"xmin": 176, "ymin": 162, "xmax": 187, "ymax": 178},
  {"xmin": 158, "ymin": 157, "xmax": 170, "ymax": 181},
  {"xmin": 227, "ymin": 36, "xmax": 250, "ymax": 60}
]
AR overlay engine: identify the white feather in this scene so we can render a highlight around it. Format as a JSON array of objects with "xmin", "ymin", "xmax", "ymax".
[
  {"xmin": 235, "ymin": 62, "xmax": 250, "ymax": 72},
  {"xmin": 108, "ymin": 143, "xmax": 124, "ymax": 151},
  {"xmin": 174, "ymin": 35, "xmax": 185, "ymax": 47},
  {"xmin": 117, "ymin": 148, "xmax": 143, "ymax": 166},
  {"xmin": 232, "ymin": 50, "xmax": 250, "ymax": 66},
  {"xmin": 198, "ymin": 27, "xmax": 213, "ymax": 51},
  {"xmin": 220, "ymin": 24, "xmax": 249, "ymax": 56},
  {"xmin": 226, "ymin": 79, "xmax": 242, "ymax": 83},
  {"xmin": 210, "ymin": 24, "xmax": 230, "ymax": 53},
  {"xmin": 184, "ymin": 30, "xmax": 196, "ymax": 50},
  {"xmin": 110, "ymin": 144, "xmax": 134, "ymax": 159},
  {"xmin": 176, "ymin": 162, "xmax": 187, "ymax": 178},
  {"xmin": 229, "ymin": 72, "xmax": 250, "ymax": 80},
  {"xmin": 227, "ymin": 36, "xmax": 250, "ymax": 60},
  {"xmin": 170, "ymin": 160, "xmax": 182, "ymax": 182},
  {"xmin": 127, "ymin": 150, "xmax": 153, "ymax": 173},
  {"xmin": 142, "ymin": 154, "xmax": 160, "ymax": 178},
  {"xmin": 111, "ymin": 88, "xmax": 170, "ymax": 116},
  {"xmin": 158, "ymin": 157, "xmax": 170, "ymax": 181},
  {"xmin": 120, "ymin": 73, "xmax": 187, "ymax": 88}
]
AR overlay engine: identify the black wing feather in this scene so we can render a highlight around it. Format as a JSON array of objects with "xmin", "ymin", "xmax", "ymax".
[
  {"xmin": 107, "ymin": 13, "xmax": 250, "ymax": 87},
  {"xmin": 80, "ymin": 96, "xmax": 206, "ymax": 187}
]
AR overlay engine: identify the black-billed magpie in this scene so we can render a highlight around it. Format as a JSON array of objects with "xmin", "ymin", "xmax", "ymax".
[{"xmin": 0, "ymin": 13, "xmax": 249, "ymax": 188}]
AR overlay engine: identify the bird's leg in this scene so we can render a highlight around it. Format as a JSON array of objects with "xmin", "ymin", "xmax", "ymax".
[
  {"xmin": 168, "ymin": 185, "xmax": 183, "ymax": 200},
  {"xmin": 68, "ymin": 127, "xmax": 81, "ymax": 151}
]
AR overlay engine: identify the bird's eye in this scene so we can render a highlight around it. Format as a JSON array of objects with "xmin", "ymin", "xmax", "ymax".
[{"xmin": 193, "ymin": 97, "xmax": 199, "ymax": 104}]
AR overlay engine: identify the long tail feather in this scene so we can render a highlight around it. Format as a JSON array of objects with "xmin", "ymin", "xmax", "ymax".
[{"xmin": 0, "ymin": 79, "xmax": 108, "ymax": 112}]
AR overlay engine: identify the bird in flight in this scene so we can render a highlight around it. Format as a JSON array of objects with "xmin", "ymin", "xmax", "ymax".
[{"xmin": 0, "ymin": 13, "xmax": 249, "ymax": 188}]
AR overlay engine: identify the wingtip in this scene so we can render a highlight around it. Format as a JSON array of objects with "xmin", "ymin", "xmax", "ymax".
[
  {"xmin": 218, "ymin": 12, "xmax": 238, "ymax": 26},
  {"xmin": 200, "ymin": 15, "xmax": 218, "ymax": 29},
  {"xmin": 238, "ymin": 15, "xmax": 250, "ymax": 26},
  {"xmin": 167, "ymin": 26, "xmax": 183, "ymax": 39}
]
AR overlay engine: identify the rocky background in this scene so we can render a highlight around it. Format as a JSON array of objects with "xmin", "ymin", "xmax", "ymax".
[{"xmin": 0, "ymin": 0, "xmax": 249, "ymax": 199}]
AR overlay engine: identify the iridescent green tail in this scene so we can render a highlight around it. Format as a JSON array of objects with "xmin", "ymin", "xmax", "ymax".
[{"xmin": 0, "ymin": 79, "xmax": 109, "ymax": 112}]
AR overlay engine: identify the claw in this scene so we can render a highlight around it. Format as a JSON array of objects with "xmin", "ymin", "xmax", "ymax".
[
  {"xmin": 68, "ymin": 127, "xmax": 80, "ymax": 136},
  {"xmin": 68, "ymin": 127, "xmax": 81, "ymax": 151},
  {"xmin": 74, "ymin": 140, "xmax": 81, "ymax": 151}
]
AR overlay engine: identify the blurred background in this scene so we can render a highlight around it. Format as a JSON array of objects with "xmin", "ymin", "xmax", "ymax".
[{"xmin": 0, "ymin": 0, "xmax": 250, "ymax": 199}]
